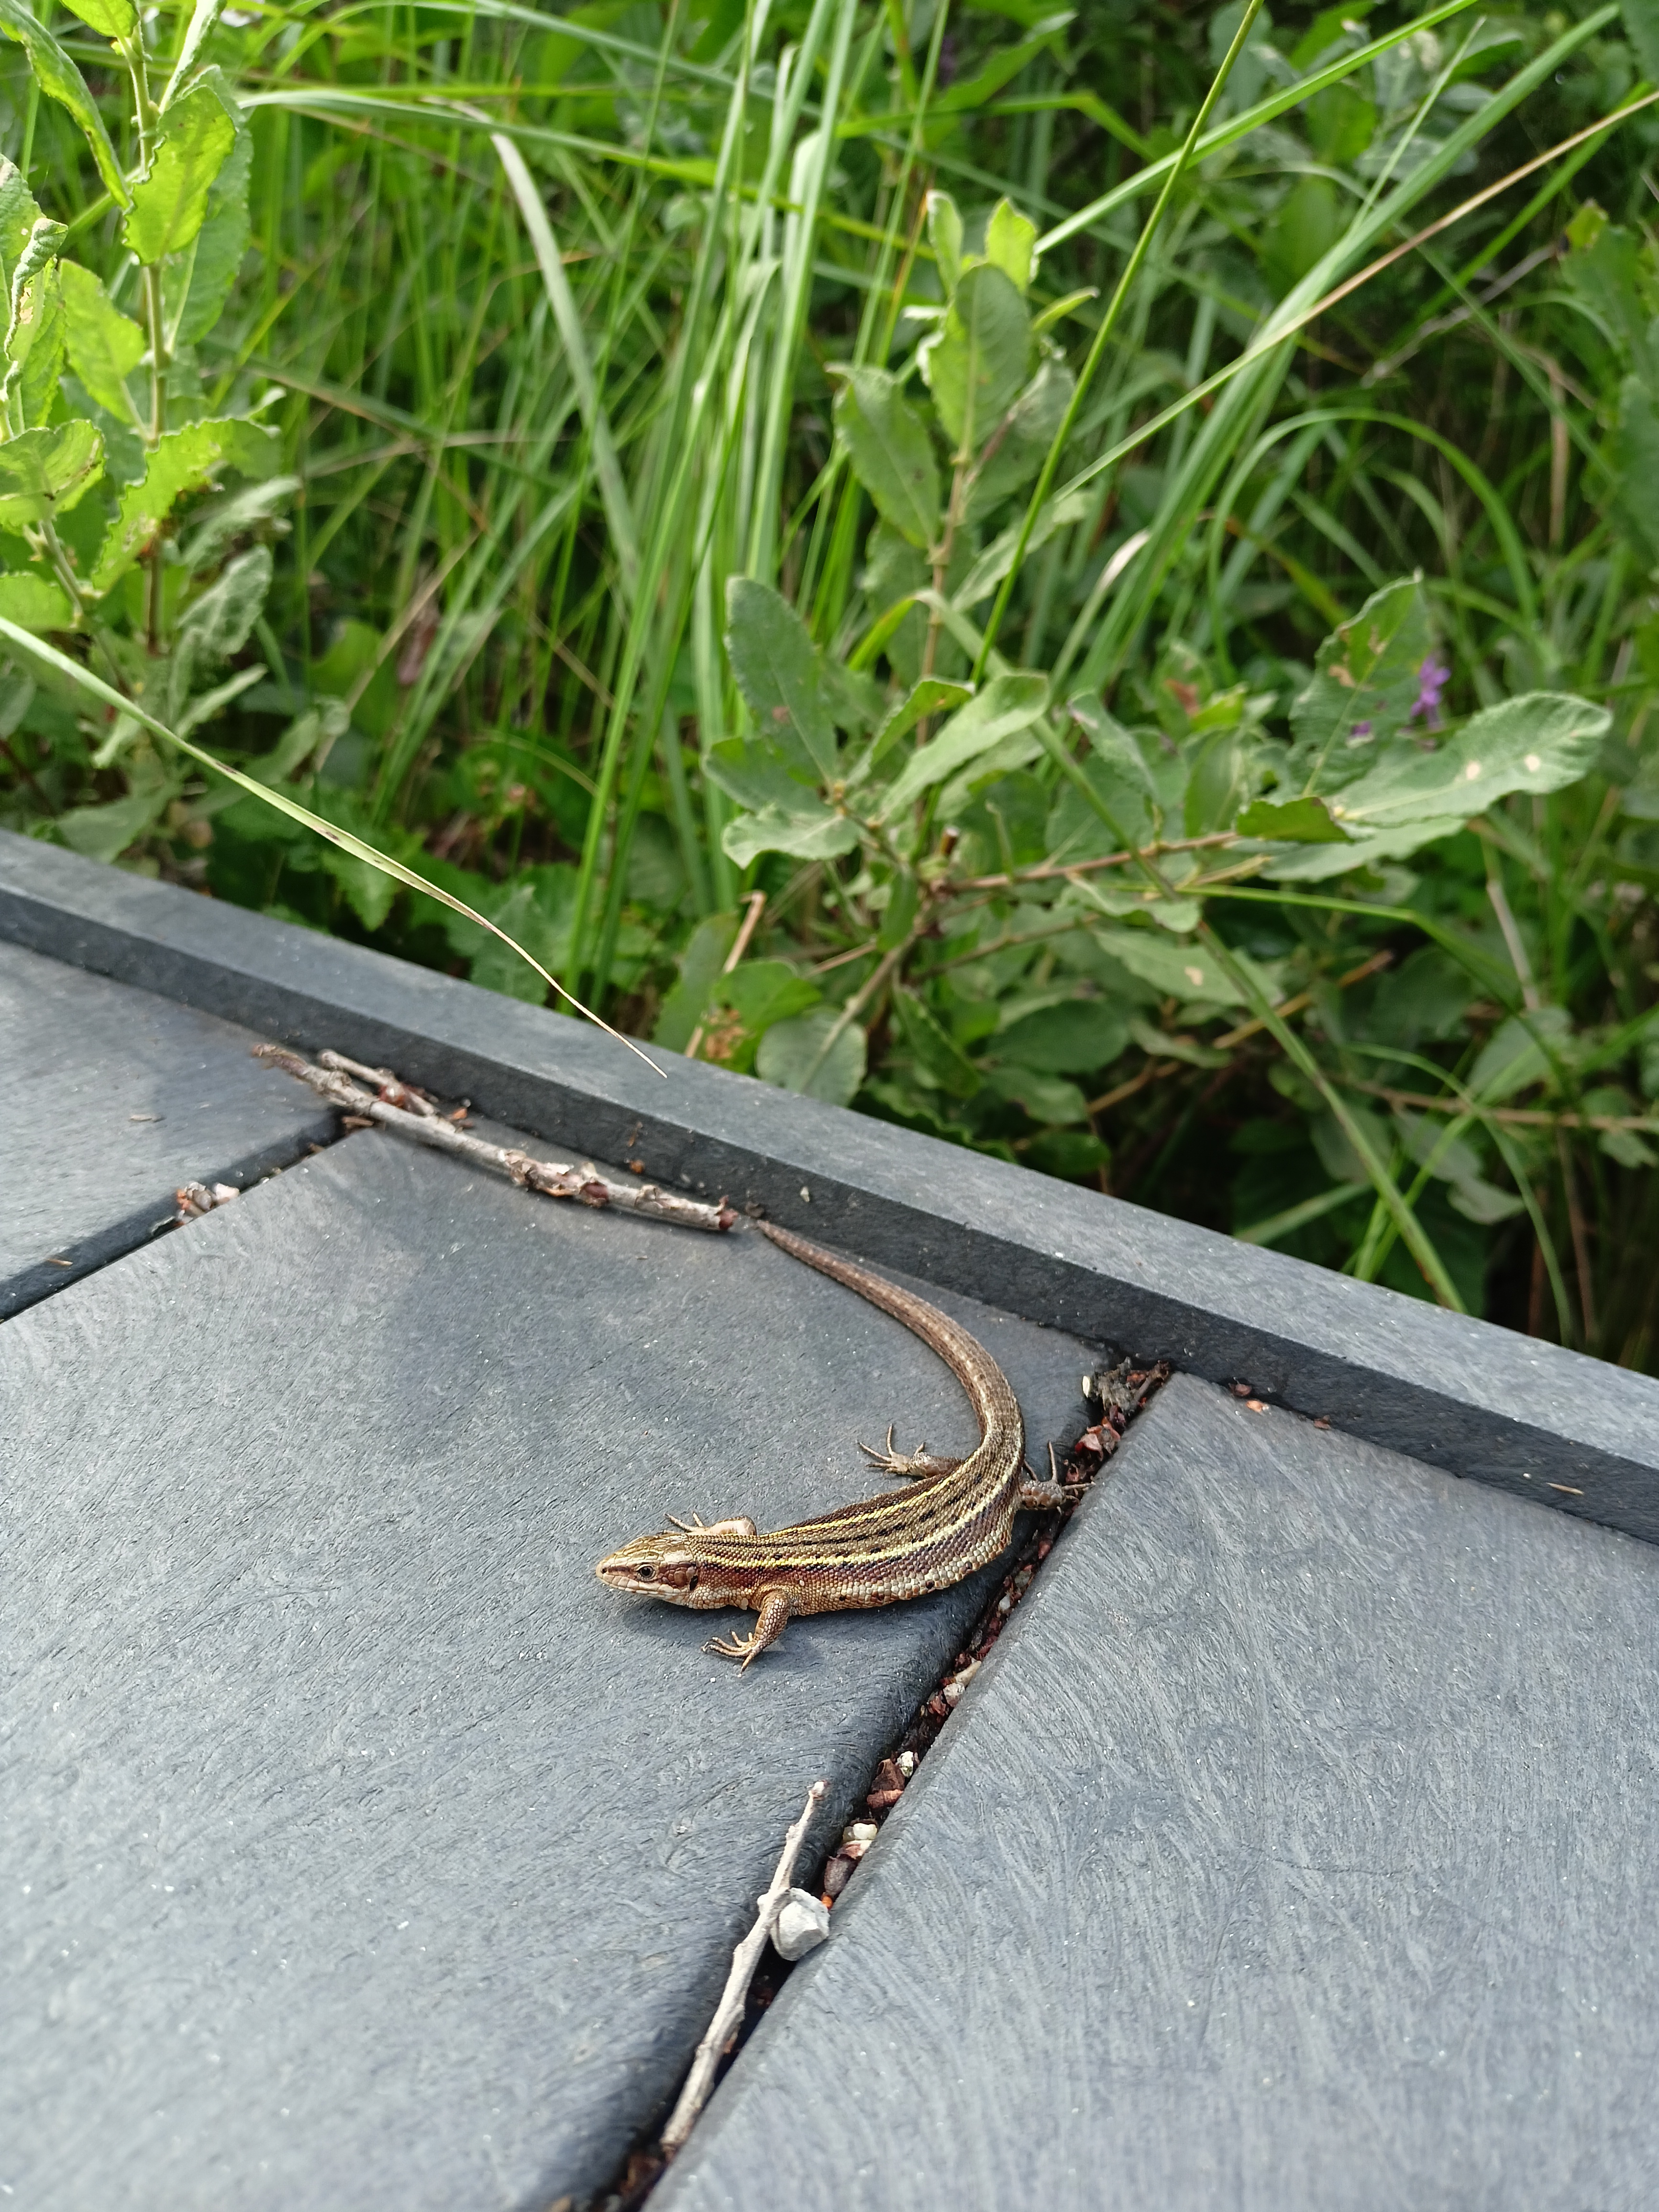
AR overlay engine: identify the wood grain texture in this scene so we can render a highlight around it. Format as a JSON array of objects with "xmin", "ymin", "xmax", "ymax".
[
  {"xmin": 0, "ymin": 938, "xmax": 332, "ymax": 1316},
  {"xmin": 659, "ymin": 1375, "xmax": 1659, "ymax": 2212},
  {"xmin": 0, "ymin": 1131, "xmax": 1095, "ymax": 2211},
  {"xmin": 4, "ymin": 831, "xmax": 1657, "ymax": 1540}
]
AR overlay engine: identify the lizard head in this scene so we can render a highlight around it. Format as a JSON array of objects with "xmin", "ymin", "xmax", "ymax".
[{"xmin": 595, "ymin": 1532, "xmax": 708, "ymax": 1605}]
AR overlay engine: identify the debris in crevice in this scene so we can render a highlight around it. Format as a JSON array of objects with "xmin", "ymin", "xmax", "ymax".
[{"xmin": 588, "ymin": 1355, "xmax": 1170, "ymax": 2212}]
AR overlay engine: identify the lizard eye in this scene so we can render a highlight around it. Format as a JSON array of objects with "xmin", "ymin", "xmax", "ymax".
[
  {"xmin": 635, "ymin": 1564, "xmax": 655, "ymax": 1580},
  {"xmin": 686, "ymin": 1566, "xmax": 698, "ymax": 1593}
]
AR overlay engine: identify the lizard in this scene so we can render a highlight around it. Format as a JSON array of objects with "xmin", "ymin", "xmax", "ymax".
[{"xmin": 595, "ymin": 1219, "xmax": 1069, "ymax": 1669}]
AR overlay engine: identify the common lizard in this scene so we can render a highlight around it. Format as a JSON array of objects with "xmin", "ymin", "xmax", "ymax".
[{"xmin": 595, "ymin": 1220, "xmax": 1068, "ymax": 1668}]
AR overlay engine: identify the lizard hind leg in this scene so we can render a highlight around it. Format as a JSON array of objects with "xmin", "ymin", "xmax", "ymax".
[
  {"xmin": 858, "ymin": 1424, "xmax": 961, "ymax": 1481},
  {"xmin": 704, "ymin": 1586, "xmax": 791, "ymax": 1670},
  {"xmin": 667, "ymin": 1512, "xmax": 758, "ymax": 1537}
]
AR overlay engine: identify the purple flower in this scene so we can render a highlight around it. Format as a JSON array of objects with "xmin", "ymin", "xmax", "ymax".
[{"xmin": 1412, "ymin": 654, "xmax": 1450, "ymax": 730}]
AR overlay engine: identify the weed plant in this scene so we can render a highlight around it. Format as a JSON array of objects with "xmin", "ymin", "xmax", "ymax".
[{"xmin": 2, "ymin": 0, "xmax": 1659, "ymax": 1364}]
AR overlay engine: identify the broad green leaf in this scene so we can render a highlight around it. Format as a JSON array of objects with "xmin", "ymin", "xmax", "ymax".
[
  {"xmin": 1067, "ymin": 693, "xmax": 1160, "ymax": 810},
  {"xmin": 9, "ymin": 258, "xmax": 64, "ymax": 430},
  {"xmin": 830, "ymin": 365, "xmax": 940, "ymax": 549},
  {"xmin": 652, "ymin": 910, "xmax": 740, "ymax": 1051},
  {"xmin": 721, "ymin": 804, "xmax": 861, "ymax": 868},
  {"xmin": 980, "ymin": 1062, "xmax": 1089, "ymax": 1124},
  {"xmin": 724, "ymin": 576, "xmax": 838, "ymax": 780},
  {"xmin": 122, "ymin": 82, "xmax": 236, "ymax": 266},
  {"xmin": 1611, "ymin": 377, "xmax": 1659, "ymax": 565},
  {"xmin": 703, "ymin": 739, "xmax": 825, "ymax": 815},
  {"xmin": 756, "ymin": 1006, "xmax": 866, "ymax": 1106},
  {"xmin": 1287, "ymin": 575, "xmax": 1435, "ymax": 792},
  {"xmin": 0, "ymin": 0, "xmax": 128, "ymax": 207},
  {"xmin": 57, "ymin": 780, "xmax": 177, "ymax": 862},
  {"xmin": 0, "ymin": 160, "xmax": 41, "ymax": 295},
  {"xmin": 176, "ymin": 544, "xmax": 270, "ymax": 663},
  {"xmin": 1236, "ymin": 795, "xmax": 1351, "ymax": 842},
  {"xmin": 995, "ymin": 997, "xmax": 1128, "ymax": 1073},
  {"xmin": 0, "ymin": 571, "xmax": 72, "ymax": 631},
  {"xmin": 1326, "ymin": 693, "xmax": 1610, "ymax": 833},
  {"xmin": 958, "ymin": 486, "xmax": 1089, "ymax": 607},
  {"xmin": 979, "ymin": 198, "xmax": 1038, "ymax": 294},
  {"xmin": 1087, "ymin": 923, "xmax": 1249, "ymax": 1006},
  {"xmin": 857, "ymin": 677, "xmax": 973, "ymax": 779},
  {"xmin": 167, "ymin": 78, "xmax": 251, "ymax": 347},
  {"xmin": 59, "ymin": 260, "xmax": 143, "ymax": 425},
  {"xmin": 62, "ymin": 0, "xmax": 134, "ymax": 29},
  {"xmin": 878, "ymin": 672, "xmax": 1049, "ymax": 818},
  {"xmin": 1469, "ymin": 1006, "xmax": 1572, "ymax": 1103},
  {"xmin": 0, "ymin": 419, "xmax": 102, "ymax": 527},
  {"xmin": 892, "ymin": 988, "xmax": 981, "ymax": 1098},
  {"xmin": 722, "ymin": 959, "xmax": 821, "ymax": 1033},
  {"xmin": 90, "ymin": 418, "xmax": 277, "ymax": 594},
  {"xmin": 919, "ymin": 263, "xmax": 1031, "ymax": 455},
  {"xmin": 1622, "ymin": 0, "xmax": 1659, "ymax": 84},
  {"xmin": 162, "ymin": 0, "xmax": 228, "ymax": 108},
  {"xmin": 462, "ymin": 877, "xmax": 567, "ymax": 987},
  {"xmin": 177, "ymin": 472, "xmax": 296, "ymax": 574},
  {"xmin": 927, "ymin": 189, "xmax": 962, "ymax": 295},
  {"xmin": 167, "ymin": 544, "xmax": 272, "ymax": 720},
  {"xmin": 972, "ymin": 359, "xmax": 1077, "ymax": 520}
]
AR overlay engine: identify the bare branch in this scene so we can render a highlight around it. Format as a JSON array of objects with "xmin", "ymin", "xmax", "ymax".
[
  {"xmin": 254, "ymin": 1046, "xmax": 735, "ymax": 1232},
  {"xmin": 659, "ymin": 1779, "xmax": 830, "ymax": 2158}
]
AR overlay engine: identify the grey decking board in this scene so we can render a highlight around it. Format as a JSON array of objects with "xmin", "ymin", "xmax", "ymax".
[
  {"xmin": 3, "ymin": 833, "xmax": 1657, "ymax": 1543},
  {"xmin": 2, "ymin": 1126, "xmax": 1095, "ymax": 2212},
  {"xmin": 0, "ymin": 936, "xmax": 332, "ymax": 1317},
  {"xmin": 657, "ymin": 1374, "xmax": 1659, "ymax": 2212}
]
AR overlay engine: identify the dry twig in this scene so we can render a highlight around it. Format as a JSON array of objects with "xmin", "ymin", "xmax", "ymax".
[
  {"xmin": 659, "ymin": 1779, "xmax": 829, "ymax": 2158},
  {"xmin": 254, "ymin": 1046, "xmax": 735, "ymax": 1232}
]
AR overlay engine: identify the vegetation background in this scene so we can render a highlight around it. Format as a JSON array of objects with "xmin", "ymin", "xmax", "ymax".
[{"xmin": 3, "ymin": 0, "xmax": 1659, "ymax": 1364}]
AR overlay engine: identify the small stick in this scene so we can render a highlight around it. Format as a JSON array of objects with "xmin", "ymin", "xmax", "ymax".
[
  {"xmin": 686, "ymin": 890, "xmax": 767, "ymax": 1062},
  {"xmin": 659, "ymin": 1778, "xmax": 829, "ymax": 2157},
  {"xmin": 254, "ymin": 1045, "xmax": 735, "ymax": 1233}
]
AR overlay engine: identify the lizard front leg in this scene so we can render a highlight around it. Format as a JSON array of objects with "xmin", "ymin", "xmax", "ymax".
[
  {"xmin": 858, "ymin": 1425, "xmax": 961, "ymax": 1481},
  {"xmin": 704, "ymin": 1586, "xmax": 791, "ymax": 1670}
]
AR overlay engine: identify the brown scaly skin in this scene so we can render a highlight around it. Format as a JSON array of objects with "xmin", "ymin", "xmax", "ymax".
[{"xmin": 595, "ymin": 1221, "xmax": 1065, "ymax": 1669}]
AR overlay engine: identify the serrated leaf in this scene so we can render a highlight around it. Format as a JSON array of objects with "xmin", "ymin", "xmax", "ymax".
[
  {"xmin": 1287, "ymin": 575, "xmax": 1435, "ymax": 792},
  {"xmin": 90, "ymin": 418, "xmax": 277, "ymax": 594},
  {"xmin": 177, "ymin": 472, "xmax": 296, "ymax": 574},
  {"xmin": 756, "ymin": 1006, "xmax": 866, "ymax": 1106},
  {"xmin": 979, "ymin": 198, "xmax": 1037, "ymax": 294},
  {"xmin": 0, "ymin": 158, "xmax": 41, "ymax": 294},
  {"xmin": 167, "ymin": 79, "xmax": 250, "ymax": 347},
  {"xmin": 0, "ymin": 571, "xmax": 72, "ymax": 631},
  {"xmin": 0, "ymin": 419, "xmax": 102, "ymax": 528},
  {"xmin": 9, "ymin": 259, "xmax": 64, "ymax": 430},
  {"xmin": 721, "ymin": 804, "xmax": 861, "ymax": 868},
  {"xmin": 167, "ymin": 544, "xmax": 272, "ymax": 722},
  {"xmin": 123, "ymin": 82, "xmax": 236, "ymax": 265},
  {"xmin": 721, "ymin": 959, "xmax": 821, "ymax": 1032},
  {"xmin": 1622, "ymin": 0, "xmax": 1659, "ymax": 83},
  {"xmin": 724, "ymin": 576, "xmax": 838, "ymax": 780},
  {"xmin": 831, "ymin": 365, "xmax": 940, "ymax": 550},
  {"xmin": 918, "ymin": 263, "xmax": 1031, "ymax": 455},
  {"xmin": 878, "ymin": 672, "xmax": 1049, "ymax": 818},
  {"xmin": 59, "ymin": 260, "xmax": 143, "ymax": 425},
  {"xmin": 1237, "ymin": 795, "xmax": 1351, "ymax": 843},
  {"xmin": 892, "ymin": 987, "xmax": 981, "ymax": 1097},
  {"xmin": 0, "ymin": 0, "xmax": 128, "ymax": 207}
]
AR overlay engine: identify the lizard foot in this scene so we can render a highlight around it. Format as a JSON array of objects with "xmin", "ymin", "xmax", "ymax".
[{"xmin": 858, "ymin": 1425, "xmax": 960, "ymax": 1481}]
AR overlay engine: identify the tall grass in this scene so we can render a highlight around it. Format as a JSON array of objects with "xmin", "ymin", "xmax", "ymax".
[{"xmin": 5, "ymin": 0, "xmax": 1659, "ymax": 1365}]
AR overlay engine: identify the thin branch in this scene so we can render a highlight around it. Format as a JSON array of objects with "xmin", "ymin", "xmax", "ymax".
[
  {"xmin": 1345, "ymin": 1076, "xmax": 1659, "ymax": 1134},
  {"xmin": 255, "ymin": 1047, "xmax": 734, "ymax": 1231},
  {"xmin": 686, "ymin": 890, "xmax": 767, "ymax": 1061},
  {"xmin": 659, "ymin": 1779, "xmax": 829, "ymax": 2158}
]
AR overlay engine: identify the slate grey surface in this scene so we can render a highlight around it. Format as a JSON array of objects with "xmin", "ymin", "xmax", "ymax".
[
  {"xmin": 4, "ymin": 832, "xmax": 1658, "ymax": 1542},
  {"xmin": 0, "ymin": 936, "xmax": 332, "ymax": 1317},
  {"xmin": 658, "ymin": 1374, "xmax": 1659, "ymax": 2212},
  {"xmin": 2, "ymin": 1127, "xmax": 1095, "ymax": 2212}
]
